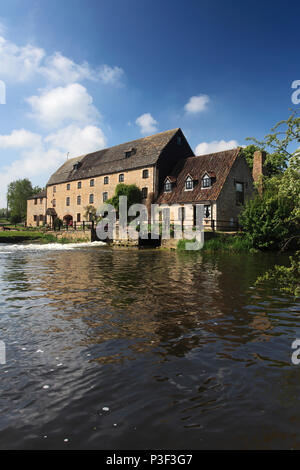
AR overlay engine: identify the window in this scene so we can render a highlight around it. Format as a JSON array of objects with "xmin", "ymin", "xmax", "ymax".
[
  {"xmin": 125, "ymin": 151, "xmax": 131, "ymax": 158},
  {"xmin": 34, "ymin": 198, "xmax": 37, "ymax": 205},
  {"xmin": 185, "ymin": 176, "xmax": 193, "ymax": 190},
  {"xmin": 66, "ymin": 197, "xmax": 70, "ymax": 206},
  {"xmin": 164, "ymin": 180, "xmax": 172, "ymax": 192},
  {"xmin": 34, "ymin": 215, "xmax": 37, "ymax": 221},
  {"xmin": 204, "ymin": 205, "xmax": 211, "ymax": 218},
  {"xmin": 177, "ymin": 135, "xmax": 182, "ymax": 146},
  {"xmin": 77, "ymin": 181, "xmax": 82, "ymax": 189},
  {"xmin": 73, "ymin": 162, "xmax": 81, "ymax": 170},
  {"xmin": 77, "ymin": 195, "xmax": 81, "ymax": 205},
  {"xmin": 119, "ymin": 173, "xmax": 124, "ymax": 182},
  {"xmin": 103, "ymin": 192, "xmax": 108, "ymax": 202},
  {"xmin": 40, "ymin": 215, "xmax": 44, "ymax": 222},
  {"xmin": 142, "ymin": 169, "xmax": 149, "ymax": 179},
  {"xmin": 104, "ymin": 176, "xmax": 109, "ymax": 184},
  {"xmin": 53, "ymin": 186, "xmax": 56, "ymax": 193},
  {"xmin": 67, "ymin": 183, "xmax": 70, "ymax": 190},
  {"xmin": 90, "ymin": 179, "xmax": 94, "ymax": 187},
  {"xmin": 178, "ymin": 206, "xmax": 185, "ymax": 222},
  {"xmin": 40, "ymin": 198, "xmax": 43, "ymax": 204},
  {"xmin": 202, "ymin": 175, "xmax": 211, "ymax": 188},
  {"xmin": 53, "ymin": 199, "xmax": 56, "ymax": 207},
  {"xmin": 235, "ymin": 182, "xmax": 244, "ymax": 206},
  {"xmin": 89, "ymin": 194, "xmax": 94, "ymax": 204},
  {"xmin": 142, "ymin": 187, "xmax": 148, "ymax": 199},
  {"xmin": 77, "ymin": 213, "xmax": 81, "ymax": 222}
]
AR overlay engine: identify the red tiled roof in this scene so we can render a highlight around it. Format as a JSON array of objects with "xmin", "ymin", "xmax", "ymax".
[{"xmin": 156, "ymin": 148, "xmax": 241, "ymax": 204}]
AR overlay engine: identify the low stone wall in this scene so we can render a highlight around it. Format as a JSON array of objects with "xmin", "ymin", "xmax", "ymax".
[{"xmin": 48, "ymin": 230, "xmax": 91, "ymax": 242}]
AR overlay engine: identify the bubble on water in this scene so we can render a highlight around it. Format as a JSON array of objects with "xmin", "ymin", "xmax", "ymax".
[
  {"xmin": 43, "ymin": 385, "xmax": 50, "ymax": 389},
  {"xmin": 21, "ymin": 347, "xmax": 26, "ymax": 351},
  {"xmin": 102, "ymin": 407, "xmax": 109, "ymax": 412},
  {"xmin": 36, "ymin": 349, "xmax": 44, "ymax": 353},
  {"xmin": 64, "ymin": 438, "xmax": 69, "ymax": 442},
  {"xmin": 57, "ymin": 363, "xmax": 63, "ymax": 367},
  {"xmin": 43, "ymin": 436, "xmax": 47, "ymax": 439},
  {"xmin": 113, "ymin": 423, "xmax": 117, "ymax": 427}
]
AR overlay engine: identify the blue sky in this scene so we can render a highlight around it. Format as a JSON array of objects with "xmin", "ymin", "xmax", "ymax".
[{"xmin": 0, "ymin": 0, "xmax": 299, "ymax": 207}]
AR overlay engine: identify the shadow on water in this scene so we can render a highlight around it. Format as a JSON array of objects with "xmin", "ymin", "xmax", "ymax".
[{"xmin": 0, "ymin": 245, "xmax": 299, "ymax": 449}]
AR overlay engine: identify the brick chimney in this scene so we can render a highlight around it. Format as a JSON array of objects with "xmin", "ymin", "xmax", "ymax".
[{"xmin": 252, "ymin": 150, "xmax": 266, "ymax": 195}]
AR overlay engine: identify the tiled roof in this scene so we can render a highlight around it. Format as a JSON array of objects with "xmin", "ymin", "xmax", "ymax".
[
  {"xmin": 47, "ymin": 129, "xmax": 182, "ymax": 186},
  {"xmin": 27, "ymin": 190, "xmax": 47, "ymax": 200},
  {"xmin": 156, "ymin": 148, "xmax": 241, "ymax": 204}
]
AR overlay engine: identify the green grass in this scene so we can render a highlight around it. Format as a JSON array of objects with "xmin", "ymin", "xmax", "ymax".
[
  {"xmin": 0, "ymin": 231, "xmax": 90, "ymax": 244},
  {"xmin": 177, "ymin": 233, "xmax": 254, "ymax": 252}
]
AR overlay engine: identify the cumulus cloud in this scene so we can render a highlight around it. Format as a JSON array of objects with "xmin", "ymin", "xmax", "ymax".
[
  {"xmin": 0, "ymin": 129, "xmax": 42, "ymax": 148},
  {"xmin": 184, "ymin": 94, "xmax": 210, "ymax": 114},
  {"xmin": 135, "ymin": 113, "xmax": 158, "ymax": 135},
  {"xmin": 195, "ymin": 139, "xmax": 239, "ymax": 155},
  {"xmin": 0, "ymin": 124, "xmax": 107, "ymax": 207},
  {"xmin": 0, "ymin": 35, "xmax": 45, "ymax": 82},
  {"xmin": 26, "ymin": 83, "xmax": 100, "ymax": 128},
  {"xmin": 45, "ymin": 124, "xmax": 107, "ymax": 156},
  {"xmin": 0, "ymin": 32, "xmax": 124, "ymax": 86}
]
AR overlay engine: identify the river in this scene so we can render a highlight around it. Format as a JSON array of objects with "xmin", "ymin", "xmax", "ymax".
[{"xmin": 0, "ymin": 242, "xmax": 299, "ymax": 449}]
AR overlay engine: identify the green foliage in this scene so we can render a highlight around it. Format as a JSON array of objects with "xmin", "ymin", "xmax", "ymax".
[
  {"xmin": 176, "ymin": 233, "xmax": 252, "ymax": 252},
  {"xmin": 53, "ymin": 217, "xmax": 63, "ymax": 230},
  {"xmin": 7, "ymin": 179, "xmax": 44, "ymax": 223},
  {"xmin": 84, "ymin": 205, "xmax": 97, "ymax": 221},
  {"xmin": 241, "ymin": 144, "xmax": 286, "ymax": 177},
  {"xmin": 255, "ymin": 251, "xmax": 300, "ymax": 298},
  {"xmin": 107, "ymin": 183, "xmax": 142, "ymax": 213},
  {"xmin": 239, "ymin": 192, "xmax": 298, "ymax": 250}
]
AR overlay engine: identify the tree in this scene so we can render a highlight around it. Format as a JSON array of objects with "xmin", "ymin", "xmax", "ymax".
[
  {"xmin": 241, "ymin": 144, "xmax": 286, "ymax": 177},
  {"xmin": 7, "ymin": 179, "xmax": 43, "ymax": 223},
  {"xmin": 107, "ymin": 183, "xmax": 142, "ymax": 213},
  {"xmin": 84, "ymin": 205, "xmax": 97, "ymax": 222}
]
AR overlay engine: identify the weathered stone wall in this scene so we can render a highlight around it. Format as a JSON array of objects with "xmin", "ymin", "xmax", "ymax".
[
  {"xmin": 27, "ymin": 197, "xmax": 47, "ymax": 227},
  {"xmin": 48, "ymin": 230, "xmax": 91, "ymax": 241},
  {"xmin": 46, "ymin": 165, "xmax": 155, "ymax": 225}
]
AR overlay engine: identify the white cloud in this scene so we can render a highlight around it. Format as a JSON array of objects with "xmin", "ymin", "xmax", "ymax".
[
  {"xmin": 0, "ymin": 129, "xmax": 42, "ymax": 148},
  {"xmin": 0, "ymin": 35, "xmax": 45, "ymax": 82},
  {"xmin": 0, "ymin": 31, "xmax": 124, "ymax": 86},
  {"xmin": 98, "ymin": 65, "xmax": 124, "ymax": 85},
  {"xmin": 0, "ymin": 124, "xmax": 107, "ymax": 207},
  {"xmin": 135, "ymin": 113, "xmax": 158, "ymax": 135},
  {"xmin": 195, "ymin": 139, "xmax": 239, "ymax": 155},
  {"xmin": 184, "ymin": 94, "xmax": 210, "ymax": 114},
  {"xmin": 26, "ymin": 83, "xmax": 100, "ymax": 128},
  {"xmin": 45, "ymin": 124, "xmax": 106, "ymax": 156}
]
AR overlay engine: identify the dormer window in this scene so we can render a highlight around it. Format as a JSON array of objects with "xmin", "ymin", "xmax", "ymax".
[
  {"xmin": 164, "ymin": 179, "xmax": 172, "ymax": 192},
  {"xmin": 202, "ymin": 174, "xmax": 211, "ymax": 188},
  {"xmin": 185, "ymin": 175, "xmax": 193, "ymax": 191},
  {"xmin": 73, "ymin": 162, "xmax": 81, "ymax": 170},
  {"xmin": 125, "ymin": 151, "xmax": 131, "ymax": 158}
]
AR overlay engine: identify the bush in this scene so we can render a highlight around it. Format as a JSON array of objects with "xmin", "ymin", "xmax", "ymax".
[{"xmin": 53, "ymin": 217, "xmax": 63, "ymax": 231}]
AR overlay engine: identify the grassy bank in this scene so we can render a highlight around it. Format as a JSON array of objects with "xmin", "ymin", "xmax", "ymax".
[
  {"xmin": 177, "ymin": 233, "xmax": 254, "ymax": 253},
  {"xmin": 0, "ymin": 231, "xmax": 89, "ymax": 244}
]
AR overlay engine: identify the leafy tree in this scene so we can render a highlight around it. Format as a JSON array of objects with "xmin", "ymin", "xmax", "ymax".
[
  {"xmin": 84, "ymin": 205, "xmax": 97, "ymax": 221},
  {"xmin": 241, "ymin": 144, "xmax": 286, "ymax": 177},
  {"xmin": 7, "ymin": 179, "xmax": 43, "ymax": 223},
  {"xmin": 107, "ymin": 183, "xmax": 142, "ymax": 213}
]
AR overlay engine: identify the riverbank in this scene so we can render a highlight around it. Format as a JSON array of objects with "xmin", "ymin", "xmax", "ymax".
[{"xmin": 0, "ymin": 230, "xmax": 90, "ymax": 244}]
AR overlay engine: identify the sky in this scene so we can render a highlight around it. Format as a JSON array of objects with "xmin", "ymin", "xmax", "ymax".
[{"xmin": 0, "ymin": 0, "xmax": 299, "ymax": 207}]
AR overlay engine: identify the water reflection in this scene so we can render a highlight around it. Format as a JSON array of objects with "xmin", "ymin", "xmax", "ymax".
[{"xmin": 0, "ymin": 246, "xmax": 299, "ymax": 449}]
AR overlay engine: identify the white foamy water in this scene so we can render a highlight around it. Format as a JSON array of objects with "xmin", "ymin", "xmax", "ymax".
[{"xmin": 0, "ymin": 241, "xmax": 106, "ymax": 253}]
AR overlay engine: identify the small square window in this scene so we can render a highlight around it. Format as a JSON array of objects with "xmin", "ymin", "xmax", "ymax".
[
  {"xmin": 164, "ymin": 181, "xmax": 172, "ymax": 192},
  {"xmin": 89, "ymin": 194, "xmax": 94, "ymax": 204},
  {"xmin": 104, "ymin": 176, "xmax": 109, "ymax": 184},
  {"xmin": 90, "ymin": 179, "xmax": 94, "ymax": 187},
  {"xmin": 67, "ymin": 183, "xmax": 70, "ymax": 190},
  {"xmin": 77, "ymin": 213, "xmax": 81, "ymax": 222},
  {"xmin": 77, "ymin": 195, "xmax": 81, "ymax": 205},
  {"xmin": 142, "ymin": 169, "xmax": 149, "ymax": 179},
  {"xmin": 78, "ymin": 182, "xmax": 82, "ymax": 189},
  {"xmin": 119, "ymin": 174, "xmax": 124, "ymax": 182},
  {"xmin": 103, "ymin": 192, "xmax": 108, "ymax": 202},
  {"xmin": 202, "ymin": 176, "xmax": 211, "ymax": 188},
  {"xmin": 66, "ymin": 197, "xmax": 70, "ymax": 206},
  {"xmin": 236, "ymin": 182, "xmax": 244, "ymax": 206},
  {"xmin": 142, "ymin": 187, "xmax": 148, "ymax": 199},
  {"xmin": 125, "ymin": 151, "xmax": 131, "ymax": 158},
  {"xmin": 185, "ymin": 176, "xmax": 193, "ymax": 190}
]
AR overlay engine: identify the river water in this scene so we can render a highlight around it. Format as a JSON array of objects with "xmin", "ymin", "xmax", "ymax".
[{"xmin": 0, "ymin": 242, "xmax": 299, "ymax": 449}]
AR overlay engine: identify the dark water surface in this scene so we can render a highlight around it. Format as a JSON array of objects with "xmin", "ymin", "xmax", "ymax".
[{"xmin": 0, "ymin": 242, "xmax": 299, "ymax": 449}]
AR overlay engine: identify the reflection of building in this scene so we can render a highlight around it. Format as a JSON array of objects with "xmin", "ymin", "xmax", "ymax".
[{"xmin": 26, "ymin": 128, "xmax": 264, "ymax": 229}]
